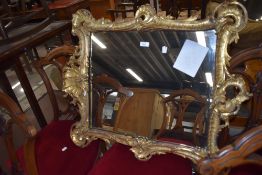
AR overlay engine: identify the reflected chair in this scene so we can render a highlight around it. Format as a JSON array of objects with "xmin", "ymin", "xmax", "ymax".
[
  {"xmin": 87, "ymin": 85, "xmax": 195, "ymax": 175},
  {"xmin": 156, "ymin": 88, "xmax": 206, "ymax": 146},
  {"xmin": 0, "ymin": 91, "xmax": 100, "ymax": 175},
  {"xmin": 33, "ymin": 45, "xmax": 78, "ymax": 121},
  {"xmin": 93, "ymin": 74, "xmax": 133, "ymax": 129}
]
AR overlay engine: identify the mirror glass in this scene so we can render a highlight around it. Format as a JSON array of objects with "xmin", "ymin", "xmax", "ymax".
[{"xmin": 91, "ymin": 30, "xmax": 216, "ymax": 147}]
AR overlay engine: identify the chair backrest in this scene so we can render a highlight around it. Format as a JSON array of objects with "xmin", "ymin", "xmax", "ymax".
[
  {"xmin": 230, "ymin": 47, "xmax": 262, "ymax": 129},
  {"xmin": 217, "ymin": 46, "xmax": 262, "ymax": 147},
  {"xmin": 0, "ymin": 0, "xmax": 51, "ymax": 44},
  {"xmin": 0, "ymin": 91, "xmax": 36, "ymax": 174},
  {"xmin": 198, "ymin": 124, "xmax": 262, "ymax": 175},
  {"xmin": 156, "ymin": 88, "xmax": 206, "ymax": 146},
  {"xmin": 93, "ymin": 74, "xmax": 133, "ymax": 128},
  {"xmin": 33, "ymin": 45, "xmax": 76, "ymax": 121}
]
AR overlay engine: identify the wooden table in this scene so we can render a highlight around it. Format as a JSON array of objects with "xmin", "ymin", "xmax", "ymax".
[{"xmin": 0, "ymin": 20, "xmax": 71, "ymax": 128}]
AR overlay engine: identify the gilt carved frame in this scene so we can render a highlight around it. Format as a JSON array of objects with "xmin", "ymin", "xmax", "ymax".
[{"xmin": 63, "ymin": 1, "xmax": 250, "ymax": 164}]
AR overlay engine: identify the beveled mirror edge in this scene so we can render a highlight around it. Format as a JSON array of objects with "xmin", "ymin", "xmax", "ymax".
[{"xmin": 63, "ymin": 1, "xmax": 250, "ymax": 165}]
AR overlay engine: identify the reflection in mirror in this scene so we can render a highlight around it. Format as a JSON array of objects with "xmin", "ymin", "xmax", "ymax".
[
  {"xmin": 91, "ymin": 30, "xmax": 216, "ymax": 147},
  {"xmin": 92, "ymin": 74, "xmax": 133, "ymax": 129}
]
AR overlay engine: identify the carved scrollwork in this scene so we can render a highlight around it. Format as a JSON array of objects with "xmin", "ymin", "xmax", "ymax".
[{"xmin": 207, "ymin": 1, "xmax": 250, "ymax": 155}]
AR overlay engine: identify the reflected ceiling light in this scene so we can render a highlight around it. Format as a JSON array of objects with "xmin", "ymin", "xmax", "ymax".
[
  {"xmin": 205, "ymin": 72, "xmax": 213, "ymax": 87},
  {"xmin": 162, "ymin": 94, "xmax": 170, "ymax": 97},
  {"xmin": 12, "ymin": 82, "xmax": 20, "ymax": 89},
  {"xmin": 91, "ymin": 35, "xmax": 107, "ymax": 49},
  {"xmin": 20, "ymin": 88, "xmax": 24, "ymax": 92},
  {"xmin": 196, "ymin": 31, "xmax": 206, "ymax": 47},
  {"xmin": 126, "ymin": 68, "xmax": 143, "ymax": 82},
  {"xmin": 110, "ymin": 92, "xmax": 118, "ymax": 96},
  {"xmin": 206, "ymin": 98, "xmax": 213, "ymax": 102}
]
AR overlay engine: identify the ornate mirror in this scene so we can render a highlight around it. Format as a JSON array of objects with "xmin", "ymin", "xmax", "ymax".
[{"xmin": 63, "ymin": 0, "xmax": 250, "ymax": 167}]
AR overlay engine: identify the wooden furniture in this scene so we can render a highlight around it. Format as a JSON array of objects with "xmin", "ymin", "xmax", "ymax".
[
  {"xmin": 230, "ymin": 47, "xmax": 262, "ymax": 130},
  {"xmin": 33, "ymin": 45, "xmax": 78, "ymax": 121},
  {"xmin": 218, "ymin": 46, "xmax": 262, "ymax": 147},
  {"xmin": 0, "ymin": 91, "xmax": 100, "ymax": 175},
  {"xmin": 107, "ymin": 5, "xmax": 135, "ymax": 21},
  {"xmin": 156, "ymin": 88, "xmax": 206, "ymax": 146},
  {"xmin": 0, "ymin": 91, "xmax": 37, "ymax": 175},
  {"xmin": 0, "ymin": 0, "xmax": 53, "ymax": 74},
  {"xmin": 114, "ymin": 88, "xmax": 164, "ymax": 137},
  {"xmin": 107, "ymin": 0, "xmax": 150, "ymax": 21},
  {"xmin": 198, "ymin": 124, "xmax": 262, "ymax": 175},
  {"xmin": 48, "ymin": 0, "xmax": 90, "ymax": 20},
  {"xmin": 160, "ymin": 0, "xmax": 207, "ymax": 19},
  {"xmin": 88, "ymin": 0, "xmax": 116, "ymax": 19},
  {"xmin": 0, "ymin": 20, "xmax": 71, "ymax": 128},
  {"xmin": 218, "ymin": 46, "xmax": 262, "ymax": 146},
  {"xmin": 93, "ymin": 74, "xmax": 133, "ymax": 128},
  {"xmin": 0, "ymin": 0, "xmax": 51, "ymax": 43}
]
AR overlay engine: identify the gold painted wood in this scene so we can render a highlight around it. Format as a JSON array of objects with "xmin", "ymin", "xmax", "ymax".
[{"xmin": 63, "ymin": 0, "xmax": 250, "ymax": 166}]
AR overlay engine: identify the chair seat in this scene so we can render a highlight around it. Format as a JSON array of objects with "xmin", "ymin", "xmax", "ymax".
[
  {"xmin": 17, "ymin": 120, "xmax": 100, "ymax": 175},
  {"xmin": 89, "ymin": 143, "xmax": 192, "ymax": 175}
]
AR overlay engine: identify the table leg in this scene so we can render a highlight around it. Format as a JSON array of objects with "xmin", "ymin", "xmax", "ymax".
[
  {"xmin": 14, "ymin": 58, "xmax": 47, "ymax": 128},
  {"xmin": 0, "ymin": 72, "xmax": 22, "ymax": 109}
]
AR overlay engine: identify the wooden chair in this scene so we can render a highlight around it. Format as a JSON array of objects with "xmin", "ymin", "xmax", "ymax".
[
  {"xmin": 33, "ymin": 45, "xmax": 78, "ymax": 121},
  {"xmin": 0, "ymin": 91, "xmax": 100, "ymax": 175},
  {"xmin": 89, "ymin": 85, "xmax": 196, "ymax": 175},
  {"xmin": 156, "ymin": 88, "xmax": 206, "ymax": 146},
  {"xmin": 93, "ymin": 74, "xmax": 133, "ymax": 129},
  {"xmin": 218, "ymin": 46, "xmax": 262, "ymax": 147},
  {"xmin": 230, "ymin": 47, "xmax": 262, "ymax": 130},
  {"xmin": 198, "ymin": 124, "xmax": 262, "ymax": 175},
  {"xmin": 0, "ymin": 91, "xmax": 37, "ymax": 175}
]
